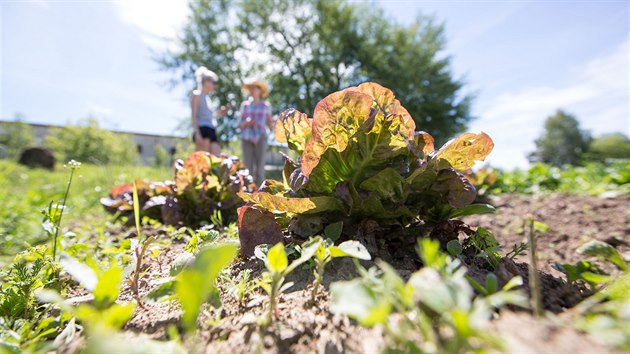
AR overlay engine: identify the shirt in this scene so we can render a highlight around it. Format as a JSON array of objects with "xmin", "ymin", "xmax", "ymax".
[
  {"xmin": 193, "ymin": 90, "xmax": 215, "ymax": 128},
  {"xmin": 240, "ymin": 101, "xmax": 271, "ymax": 144}
]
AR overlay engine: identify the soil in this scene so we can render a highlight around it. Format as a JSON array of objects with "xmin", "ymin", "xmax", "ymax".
[{"xmin": 70, "ymin": 193, "xmax": 630, "ymax": 353}]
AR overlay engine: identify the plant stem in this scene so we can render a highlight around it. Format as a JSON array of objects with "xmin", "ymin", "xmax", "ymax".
[
  {"xmin": 527, "ymin": 217, "xmax": 543, "ymax": 317},
  {"xmin": 310, "ymin": 261, "xmax": 325, "ymax": 304},
  {"xmin": 267, "ymin": 274, "xmax": 280, "ymax": 326},
  {"xmin": 53, "ymin": 167, "xmax": 76, "ymax": 260}
]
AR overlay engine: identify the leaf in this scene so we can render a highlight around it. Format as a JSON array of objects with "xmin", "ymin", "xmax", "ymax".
[
  {"xmin": 577, "ymin": 240, "xmax": 628, "ymax": 271},
  {"xmin": 446, "ymin": 239, "xmax": 463, "ymax": 256},
  {"xmin": 502, "ymin": 276, "xmax": 523, "ymax": 291},
  {"xmin": 145, "ymin": 277, "xmax": 176, "ymax": 303},
  {"xmin": 237, "ymin": 205, "xmax": 284, "ymax": 257},
  {"xmin": 301, "ymin": 90, "xmax": 373, "ymax": 176},
  {"xmin": 324, "ymin": 221, "xmax": 343, "ymax": 241},
  {"xmin": 174, "ymin": 151, "xmax": 211, "ymax": 193},
  {"xmin": 431, "ymin": 168, "xmax": 477, "ymax": 209},
  {"xmin": 359, "ymin": 168, "xmax": 407, "ymax": 203},
  {"xmin": 175, "ymin": 243, "xmax": 238, "ymax": 332},
  {"xmin": 485, "ymin": 273, "xmax": 498, "ymax": 294},
  {"xmin": 432, "ymin": 132, "xmax": 494, "ymax": 171},
  {"xmin": 411, "ymin": 131, "xmax": 435, "ymax": 157},
  {"xmin": 93, "ymin": 265, "xmax": 123, "ymax": 310},
  {"xmin": 580, "ymin": 271, "xmax": 612, "ymax": 285},
  {"xmin": 449, "ymin": 204, "xmax": 496, "ymax": 218},
  {"xmin": 274, "ymin": 109, "xmax": 312, "ymax": 154},
  {"xmin": 266, "ymin": 243, "xmax": 288, "ymax": 273},
  {"xmin": 59, "ymin": 254, "xmax": 98, "ymax": 292},
  {"xmin": 239, "ymin": 192, "xmax": 342, "ymax": 214},
  {"xmin": 329, "ymin": 279, "xmax": 391, "ymax": 327},
  {"xmin": 330, "ymin": 241, "xmax": 371, "ymax": 260}
]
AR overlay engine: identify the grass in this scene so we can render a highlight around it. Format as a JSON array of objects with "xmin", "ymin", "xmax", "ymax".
[{"xmin": 0, "ymin": 159, "xmax": 171, "ymax": 261}]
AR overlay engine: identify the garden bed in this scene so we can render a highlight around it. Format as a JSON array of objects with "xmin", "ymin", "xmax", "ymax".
[{"xmin": 54, "ymin": 193, "xmax": 629, "ymax": 353}]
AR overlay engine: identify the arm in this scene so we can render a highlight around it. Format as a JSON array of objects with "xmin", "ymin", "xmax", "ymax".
[
  {"xmin": 266, "ymin": 105, "xmax": 274, "ymax": 129},
  {"xmin": 266, "ymin": 112, "xmax": 274, "ymax": 130},
  {"xmin": 191, "ymin": 94, "xmax": 201, "ymax": 137}
]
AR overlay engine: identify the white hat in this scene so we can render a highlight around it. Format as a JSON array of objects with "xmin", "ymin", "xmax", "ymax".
[{"xmin": 195, "ymin": 66, "xmax": 219, "ymax": 85}]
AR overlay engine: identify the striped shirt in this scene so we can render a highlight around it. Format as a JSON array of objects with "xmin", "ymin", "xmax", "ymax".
[{"xmin": 240, "ymin": 101, "xmax": 271, "ymax": 144}]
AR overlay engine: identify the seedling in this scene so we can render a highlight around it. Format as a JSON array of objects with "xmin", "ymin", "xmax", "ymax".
[
  {"xmin": 506, "ymin": 242, "xmax": 528, "ymax": 260},
  {"xmin": 175, "ymin": 243, "xmax": 238, "ymax": 332},
  {"xmin": 222, "ymin": 269, "xmax": 255, "ymax": 304},
  {"xmin": 56, "ymin": 254, "xmax": 135, "ymax": 332},
  {"xmin": 553, "ymin": 240, "xmax": 628, "ymax": 290},
  {"xmin": 330, "ymin": 238, "xmax": 527, "ymax": 353},
  {"xmin": 303, "ymin": 233, "xmax": 371, "ymax": 304},
  {"xmin": 127, "ymin": 182, "xmax": 158, "ymax": 308},
  {"xmin": 258, "ymin": 242, "xmax": 319, "ymax": 326},
  {"xmin": 466, "ymin": 227, "xmax": 502, "ymax": 269}
]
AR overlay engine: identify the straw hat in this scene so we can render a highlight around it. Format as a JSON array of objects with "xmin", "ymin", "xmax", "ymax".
[{"xmin": 242, "ymin": 79, "xmax": 269, "ymax": 98}]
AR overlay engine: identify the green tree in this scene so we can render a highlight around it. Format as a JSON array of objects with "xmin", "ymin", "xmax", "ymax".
[
  {"xmin": 44, "ymin": 118, "xmax": 138, "ymax": 165},
  {"xmin": 0, "ymin": 115, "xmax": 36, "ymax": 160},
  {"xmin": 529, "ymin": 110, "xmax": 590, "ymax": 166},
  {"xmin": 153, "ymin": 144, "xmax": 170, "ymax": 167},
  {"xmin": 585, "ymin": 133, "xmax": 630, "ymax": 160},
  {"xmin": 159, "ymin": 0, "xmax": 472, "ymax": 145}
]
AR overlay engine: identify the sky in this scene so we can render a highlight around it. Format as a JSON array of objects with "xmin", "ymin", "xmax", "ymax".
[{"xmin": 1, "ymin": 0, "xmax": 628, "ymax": 169}]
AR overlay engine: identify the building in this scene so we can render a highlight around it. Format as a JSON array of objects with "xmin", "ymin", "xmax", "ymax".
[{"xmin": 0, "ymin": 121, "xmax": 289, "ymax": 167}]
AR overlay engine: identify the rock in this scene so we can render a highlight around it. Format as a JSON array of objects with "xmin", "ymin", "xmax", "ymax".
[{"xmin": 18, "ymin": 147, "xmax": 56, "ymax": 170}]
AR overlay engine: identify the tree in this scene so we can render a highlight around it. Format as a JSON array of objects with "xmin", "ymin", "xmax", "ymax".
[
  {"xmin": 529, "ymin": 110, "xmax": 590, "ymax": 166},
  {"xmin": 0, "ymin": 114, "xmax": 35, "ymax": 160},
  {"xmin": 585, "ymin": 133, "xmax": 630, "ymax": 160},
  {"xmin": 159, "ymin": 0, "xmax": 472, "ymax": 144},
  {"xmin": 44, "ymin": 118, "xmax": 138, "ymax": 165}
]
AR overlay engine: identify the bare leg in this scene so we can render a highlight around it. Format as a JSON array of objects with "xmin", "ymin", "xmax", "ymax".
[
  {"xmin": 210, "ymin": 142, "xmax": 221, "ymax": 156},
  {"xmin": 195, "ymin": 138, "xmax": 209, "ymax": 152}
]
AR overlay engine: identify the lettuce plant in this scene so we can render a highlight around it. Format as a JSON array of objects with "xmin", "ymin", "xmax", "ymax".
[
  {"xmin": 238, "ymin": 82, "xmax": 494, "ymax": 255},
  {"xmin": 101, "ymin": 152, "xmax": 256, "ymax": 226}
]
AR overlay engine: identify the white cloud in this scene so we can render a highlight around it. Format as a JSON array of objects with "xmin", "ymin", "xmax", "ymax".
[
  {"xmin": 85, "ymin": 101, "xmax": 113, "ymax": 118},
  {"xmin": 114, "ymin": 0, "xmax": 189, "ymax": 49},
  {"xmin": 473, "ymin": 40, "xmax": 629, "ymax": 169}
]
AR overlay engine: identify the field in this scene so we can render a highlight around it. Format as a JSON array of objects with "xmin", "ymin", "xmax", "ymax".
[{"xmin": 1, "ymin": 85, "xmax": 629, "ymax": 353}]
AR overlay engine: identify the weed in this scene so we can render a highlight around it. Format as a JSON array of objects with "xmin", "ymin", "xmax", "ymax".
[
  {"xmin": 41, "ymin": 160, "xmax": 81, "ymax": 260},
  {"xmin": 257, "ymin": 242, "xmax": 319, "ymax": 326},
  {"xmin": 330, "ymin": 238, "xmax": 527, "ymax": 353},
  {"xmin": 302, "ymin": 231, "xmax": 370, "ymax": 304}
]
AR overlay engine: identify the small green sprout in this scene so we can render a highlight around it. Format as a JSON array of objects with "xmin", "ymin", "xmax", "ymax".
[
  {"xmin": 304, "ymin": 235, "xmax": 371, "ymax": 304},
  {"xmin": 506, "ymin": 242, "xmax": 528, "ymax": 260},
  {"xmin": 258, "ymin": 242, "xmax": 318, "ymax": 326}
]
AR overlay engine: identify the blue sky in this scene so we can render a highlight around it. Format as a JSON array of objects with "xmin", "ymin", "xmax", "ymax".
[{"xmin": 1, "ymin": 0, "xmax": 628, "ymax": 168}]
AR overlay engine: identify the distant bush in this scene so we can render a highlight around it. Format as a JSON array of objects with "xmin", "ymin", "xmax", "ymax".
[
  {"xmin": 44, "ymin": 118, "xmax": 138, "ymax": 165},
  {"xmin": 153, "ymin": 144, "xmax": 170, "ymax": 167},
  {"xmin": 471, "ymin": 161, "xmax": 630, "ymax": 196},
  {"xmin": 585, "ymin": 133, "xmax": 630, "ymax": 160},
  {"xmin": 0, "ymin": 120, "xmax": 35, "ymax": 160}
]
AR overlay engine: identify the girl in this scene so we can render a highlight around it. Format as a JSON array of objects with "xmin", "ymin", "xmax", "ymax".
[
  {"xmin": 239, "ymin": 80, "xmax": 273, "ymax": 185},
  {"xmin": 191, "ymin": 66, "xmax": 228, "ymax": 155}
]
